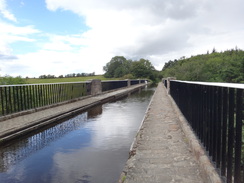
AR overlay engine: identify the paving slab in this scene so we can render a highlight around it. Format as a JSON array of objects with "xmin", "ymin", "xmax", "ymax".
[{"xmin": 119, "ymin": 82, "xmax": 208, "ymax": 183}]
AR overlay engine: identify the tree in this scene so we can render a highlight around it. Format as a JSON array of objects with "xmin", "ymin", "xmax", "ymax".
[
  {"xmin": 162, "ymin": 48, "xmax": 244, "ymax": 83},
  {"xmin": 103, "ymin": 56, "xmax": 132, "ymax": 78},
  {"xmin": 162, "ymin": 59, "xmax": 178, "ymax": 70},
  {"xmin": 131, "ymin": 59, "xmax": 155, "ymax": 80},
  {"xmin": 103, "ymin": 56, "xmax": 160, "ymax": 81}
]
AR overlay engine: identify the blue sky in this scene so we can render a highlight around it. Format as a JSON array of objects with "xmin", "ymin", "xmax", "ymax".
[
  {"xmin": 8, "ymin": 0, "xmax": 87, "ymax": 34},
  {"xmin": 0, "ymin": 0, "xmax": 244, "ymax": 77},
  {"xmin": 5, "ymin": 0, "xmax": 87, "ymax": 54}
]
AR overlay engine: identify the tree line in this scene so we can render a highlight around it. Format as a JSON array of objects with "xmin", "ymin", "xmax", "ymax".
[
  {"xmin": 0, "ymin": 72, "xmax": 96, "ymax": 85},
  {"xmin": 103, "ymin": 56, "xmax": 162, "ymax": 82},
  {"xmin": 39, "ymin": 72, "xmax": 95, "ymax": 79},
  {"xmin": 162, "ymin": 48, "xmax": 244, "ymax": 83}
]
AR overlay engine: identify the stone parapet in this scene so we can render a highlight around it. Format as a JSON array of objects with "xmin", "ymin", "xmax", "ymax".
[{"xmin": 90, "ymin": 79, "xmax": 102, "ymax": 95}]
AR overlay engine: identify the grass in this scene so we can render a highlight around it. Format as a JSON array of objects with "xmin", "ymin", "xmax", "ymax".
[
  {"xmin": 26, "ymin": 75, "xmax": 119, "ymax": 84},
  {"xmin": 122, "ymin": 175, "xmax": 126, "ymax": 182}
]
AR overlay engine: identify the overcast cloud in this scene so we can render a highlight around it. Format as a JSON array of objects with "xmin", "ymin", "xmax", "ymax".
[{"xmin": 0, "ymin": 0, "xmax": 244, "ymax": 77}]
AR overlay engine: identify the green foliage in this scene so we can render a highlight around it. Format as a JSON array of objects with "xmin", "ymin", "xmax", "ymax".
[
  {"xmin": 162, "ymin": 59, "xmax": 178, "ymax": 70},
  {"xmin": 121, "ymin": 74, "xmax": 135, "ymax": 79},
  {"xmin": 162, "ymin": 48, "xmax": 244, "ymax": 83},
  {"xmin": 103, "ymin": 56, "xmax": 132, "ymax": 78},
  {"xmin": 39, "ymin": 72, "xmax": 95, "ymax": 79},
  {"xmin": 131, "ymin": 59, "xmax": 155, "ymax": 79},
  {"xmin": 0, "ymin": 75, "xmax": 27, "ymax": 85},
  {"xmin": 103, "ymin": 56, "xmax": 160, "ymax": 82},
  {"xmin": 122, "ymin": 175, "xmax": 126, "ymax": 182}
]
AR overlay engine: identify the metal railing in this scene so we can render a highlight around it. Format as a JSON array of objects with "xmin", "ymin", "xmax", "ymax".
[
  {"xmin": 131, "ymin": 79, "xmax": 141, "ymax": 85},
  {"xmin": 102, "ymin": 80, "xmax": 128, "ymax": 92},
  {"xmin": 101, "ymin": 79, "xmax": 145, "ymax": 92},
  {"xmin": 0, "ymin": 82, "xmax": 91, "ymax": 116},
  {"xmin": 0, "ymin": 79, "xmax": 148, "ymax": 117},
  {"xmin": 168, "ymin": 80, "xmax": 244, "ymax": 183}
]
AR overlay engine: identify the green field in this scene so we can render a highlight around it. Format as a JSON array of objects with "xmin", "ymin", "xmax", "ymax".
[{"xmin": 26, "ymin": 75, "xmax": 118, "ymax": 84}]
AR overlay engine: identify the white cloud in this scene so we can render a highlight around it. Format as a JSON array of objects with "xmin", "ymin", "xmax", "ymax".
[
  {"xmin": 42, "ymin": 36, "xmax": 73, "ymax": 51},
  {"xmin": 0, "ymin": 0, "xmax": 17, "ymax": 22},
  {"xmin": 4, "ymin": 48, "xmax": 107, "ymax": 77},
  {"xmin": 0, "ymin": 21, "xmax": 40, "ymax": 61},
  {"xmin": 2, "ymin": 0, "xmax": 244, "ymax": 77},
  {"xmin": 0, "ymin": 22, "xmax": 39, "ymax": 35},
  {"xmin": 0, "ymin": 20, "xmax": 41, "ymax": 76},
  {"xmin": 44, "ymin": 0, "xmax": 244, "ymax": 65}
]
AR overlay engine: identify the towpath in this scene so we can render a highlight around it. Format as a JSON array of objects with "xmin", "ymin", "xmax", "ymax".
[{"xmin": 120, "ymin": 82, "xmax": 208, "ymax": 183}]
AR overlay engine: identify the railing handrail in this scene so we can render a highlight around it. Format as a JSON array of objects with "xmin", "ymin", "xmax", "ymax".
[
  {"xmin": 101, "ymin": 80, "xmax": 128, "ymax": 83},
  {"xmin": 0, "ymin": 79, "xmax": 147, "ymax": 87},
  {"xmin": 173, "ymin": 80, "xmax": 244, "ymax": 89},
  {"xmin": 0, "ymin": 81, "xmax": 91, "ymax": 87},
  {"xmin": 101, "ymin": 79, "xmax": 145, "ymax": 83}
]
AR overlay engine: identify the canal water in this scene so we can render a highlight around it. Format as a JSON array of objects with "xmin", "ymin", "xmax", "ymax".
[{"xmin": 0, "ymin": 86, "xmax": 155, "ymax": 183}]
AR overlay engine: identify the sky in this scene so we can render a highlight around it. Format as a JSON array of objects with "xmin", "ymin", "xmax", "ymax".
[{"xmin": 0, "ymin": 0, "xmax": 244, "ymax": 78}]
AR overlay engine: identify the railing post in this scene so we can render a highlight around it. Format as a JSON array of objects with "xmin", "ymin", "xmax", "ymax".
[
  {"xmin": 90, "ymin": 79, "xmax": 102, "ymax": 95},
  {"xmin": 162, "ymin": 78, "xmax": 167, "ymax": 88},
  {"xmin": 167, "ymin": 77, "xmax": 176, "ymax": 94},
  {"xmin": 127, "ymin": 79, "xmax": 131, "ymax": 87}
]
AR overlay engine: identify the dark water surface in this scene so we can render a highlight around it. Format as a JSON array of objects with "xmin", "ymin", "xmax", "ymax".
[{"xmin": 0, "ymin": 86, "xmax": 155, "ymax": 183}]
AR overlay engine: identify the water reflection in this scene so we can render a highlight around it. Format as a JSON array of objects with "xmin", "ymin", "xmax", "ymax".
[
  {"xmin": 87, "ymin": 105, "xmax": 102, "ymax": 118},
  {"xmin": 0, "ymin": 104, "xmax": 106, "ymax": 173},
  {"xmin": 0, "ymin": 86, "xmax": 155, "ymax": 183},
  {"xmin": 0, "ymin": 113, "xmax": 89, "ymax": 172}
]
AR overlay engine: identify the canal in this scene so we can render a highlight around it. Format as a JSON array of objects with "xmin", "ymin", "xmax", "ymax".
[{"xmin": 0, "ymin": 86, "xmax": 155, "ymax": 183}]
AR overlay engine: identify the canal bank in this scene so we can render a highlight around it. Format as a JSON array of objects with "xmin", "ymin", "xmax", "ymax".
[
  {"xmin": 0, "ymin": 83, "xmax": 147, "ymax": 144},
  {"xmin": 119, "ymin": 82, "xmax": 212, "ymax": 183}
]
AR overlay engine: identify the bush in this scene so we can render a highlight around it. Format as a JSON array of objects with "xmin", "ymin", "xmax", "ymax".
[
  {"xmin": 121, "ymin": 74, "xmax": 135, "ymax": 79},
  {"xmin": 0, "ymin": 75, "xmax": 27, "ymax": 85}
]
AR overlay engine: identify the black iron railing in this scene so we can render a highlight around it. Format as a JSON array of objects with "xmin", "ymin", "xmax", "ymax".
[
  {"xmin": 131, "ymin": 79, "xmax": 140, "ymax": 85},
  {"xmin": 0, "ymin": 79, "xmax": 147, "ymax": 117},
  {"xmin": 0, "ymin": 82, "xmax": 91, "ymax": 116},
  {"xmin": 101, "ymin": 79, "xmax": 145, "ymax": 92},
  {"xmin": 169, "ymin": 80, "xmax": 244, "ymax": 183},
  {"xmin": 102, "ymin": 80, "xmax": 128, "ymax": 92}
]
